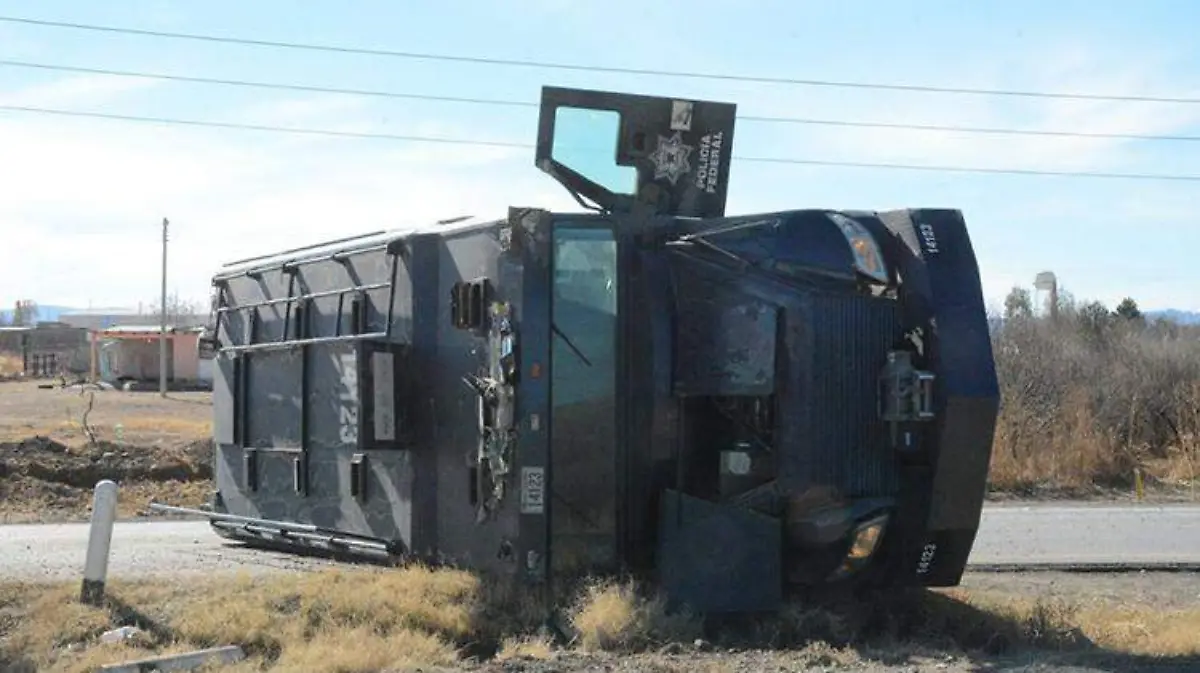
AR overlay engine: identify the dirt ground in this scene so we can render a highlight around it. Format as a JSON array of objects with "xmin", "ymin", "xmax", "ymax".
[{"xmin": 0, "ymin": 380, "xmax": 213, "ymax": 523}]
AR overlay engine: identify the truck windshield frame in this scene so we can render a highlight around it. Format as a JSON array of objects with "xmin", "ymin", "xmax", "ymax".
[{"xmin": 548, "ymin": 221, "xmax": 621, "ymax": 575}]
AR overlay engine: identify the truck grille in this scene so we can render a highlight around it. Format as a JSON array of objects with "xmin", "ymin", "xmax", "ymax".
[{"xmin": 795, "ymin": 293, "xmax": 903, "ymax": 498}]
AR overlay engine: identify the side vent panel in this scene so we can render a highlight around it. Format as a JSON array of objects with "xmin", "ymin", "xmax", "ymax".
[{"xmin": 451, "ymin": 277, "xmax": 491, "ymax": 330}]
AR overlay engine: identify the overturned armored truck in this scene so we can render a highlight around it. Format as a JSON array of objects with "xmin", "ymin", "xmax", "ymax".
[{"xmin": 165, "ymin": 86, "xmax": 1000, "ymax": 612}]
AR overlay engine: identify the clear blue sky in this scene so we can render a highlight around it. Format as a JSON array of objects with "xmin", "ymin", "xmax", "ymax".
[{"xmin": 0, "ymin": 1, "xmax": 1197, "ymax": 313}]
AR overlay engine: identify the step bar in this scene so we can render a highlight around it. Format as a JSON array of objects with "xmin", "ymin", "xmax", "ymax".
[{"xmin": 148, "ymin": 503, "xmax": 406, "ymax": 560}]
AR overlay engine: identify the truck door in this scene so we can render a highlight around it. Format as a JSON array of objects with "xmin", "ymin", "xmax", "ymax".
[{"xmin": 526, "ymin": 84, "xmax": 737, "ymax": 583}]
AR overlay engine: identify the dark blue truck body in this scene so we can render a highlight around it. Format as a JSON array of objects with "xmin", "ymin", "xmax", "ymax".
[{"xmin": 177, "ymin": 86, "xmax": 1000, "ymax": 614}]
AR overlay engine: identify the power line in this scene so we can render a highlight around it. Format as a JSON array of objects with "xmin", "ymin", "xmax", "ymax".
[
  {"xmin": 751, "ymin": 115, "xmax": 1200, "ymax": 142},
  {"xmin": 740, "ymin": 156, "xmax": 1200, "ymax": 181},
  {"xmin": 3, "ymin": 58, "xmax": 1199, "ymax": 143},
  {"xmin": 0, "ymin": 103, "xmax": 529, "ymax": 148},
  {"xmin": 0, "ymin": 59, "xmax": 536, "ymax": 108},
  {"xmin": 2, "ymin": 102, "xmax": 1198, "ymax": 183},
  {"xmin": 2, "ymin": 15, "xmax": 1199, "ymax": 105}
]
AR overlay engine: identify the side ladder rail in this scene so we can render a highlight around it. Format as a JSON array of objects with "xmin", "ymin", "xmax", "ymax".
[
  {"xmin": 215, "ymin": 249, "xmax": 402, "ymax": 354},
  {"xmin": 213, "ymin": 247, "xmax": 405, "ymax": 497}
]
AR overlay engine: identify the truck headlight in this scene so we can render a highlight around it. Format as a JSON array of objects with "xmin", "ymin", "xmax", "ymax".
[
  {"xmin": 828, "ymin": 213, "xmax": 888, "ymax": 284},
  {"xmin": 829, "ymin": 513, "xmax": 889, "ymax": 580}
]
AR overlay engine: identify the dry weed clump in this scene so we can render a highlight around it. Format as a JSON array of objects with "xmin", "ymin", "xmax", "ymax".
[
  {"xmin": 989, "ymin": 296, "xmax": 1200, "ymax": 496},
  {"xmin": 495, "ymin": 633, "xmax": 556, "ymax": 661},
  {"xmin": 566, "ymin": 578, "xmax": 702, "ymax": 652}
]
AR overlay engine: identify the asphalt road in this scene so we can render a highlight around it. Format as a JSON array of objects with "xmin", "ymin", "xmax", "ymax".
[
  {"xmin": 969, "ymin": 502, "xmax": 1200, "ymax": 569},
  {"xmin": 2, "ymin": 503, "xmax": 1198, "ymax": 582}
]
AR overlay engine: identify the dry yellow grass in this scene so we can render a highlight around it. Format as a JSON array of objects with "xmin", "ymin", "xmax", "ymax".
[
  {"xmin": 942, "ymin": 588, "xmax": 1200, "ymax": 659},
  {"xmin": 0, "ymin": 413, "xmax": 212, "ymax": 447},
  {"xmin": 0, "ymin": 381, "xmax": 212, "ymax": 448},
  {"xmin": 1, "ymin": 569, "xmax": 1197, "ymax": 672},
  {"xmin": 495, "ymin": 633, "xmax": 556, "ymax": 662},
  {"xmin": 561, "ymin": 580, "xmax": 1200, "ymax": 662},
  {"xmin": 0, "ymin": 567, "xmax": 490, "ymax": 673}
]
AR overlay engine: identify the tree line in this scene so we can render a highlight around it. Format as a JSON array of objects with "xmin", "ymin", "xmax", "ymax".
[{"xmin": 989, "ymin": 286, "xmax": 1199, "ymax": 495}]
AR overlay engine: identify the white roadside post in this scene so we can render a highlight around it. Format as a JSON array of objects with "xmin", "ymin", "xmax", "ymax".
[{"xmin": 81, "ymin": 479, "xmax": 119, "ymax": 606}]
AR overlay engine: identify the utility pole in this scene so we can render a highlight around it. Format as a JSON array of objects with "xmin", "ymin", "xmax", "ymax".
[{"xmin": 160, "ymin": 217, "xmax": 169, "ymax": 397}]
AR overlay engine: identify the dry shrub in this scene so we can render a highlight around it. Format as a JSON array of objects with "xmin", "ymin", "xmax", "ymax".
[
  {"xmin": 990, "ymin": 301, "xmax": 1200, "ymax": 494},
  {"xmin": 568, "ymin": 578, "xmax": 702, "ymax": 652},
  {"xmin": 991, "ymin": 389, "xmax": 1125, "ymax": 493}
]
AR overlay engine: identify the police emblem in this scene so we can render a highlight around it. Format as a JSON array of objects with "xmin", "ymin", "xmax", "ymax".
[{"xmin": 648, "ymin": 131, "xmax": 694, "ymax": 185}]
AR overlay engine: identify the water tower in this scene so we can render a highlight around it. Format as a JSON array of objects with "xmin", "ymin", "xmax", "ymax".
[{"xmin": 1033, "ymin": 271, "xmax": 1058, "ymax": 321}]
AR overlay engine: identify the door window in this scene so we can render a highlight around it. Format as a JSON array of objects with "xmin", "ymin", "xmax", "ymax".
[{"xmin": 550, "ymin": 224, "xmax": 619, "ymax": 575}]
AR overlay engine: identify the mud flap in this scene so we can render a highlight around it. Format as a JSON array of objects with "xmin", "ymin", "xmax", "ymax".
[{"xmin": 657, "ymin": 489, "xmax": 782, "ymax": 614}]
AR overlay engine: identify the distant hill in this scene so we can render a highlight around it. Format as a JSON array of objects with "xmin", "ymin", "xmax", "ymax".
[
  {"xmin": 0, "ymin": 305, "xmax": 77, "ymax": 324},
  {"xmin": 2, "ymin": 304, "xmax": 206, "ymax": 329},
  {"xmin": 1146, "ymin": 309, "xmax": 1200, "ymax": 325}
]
